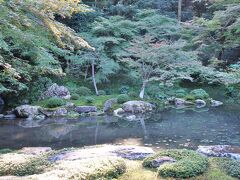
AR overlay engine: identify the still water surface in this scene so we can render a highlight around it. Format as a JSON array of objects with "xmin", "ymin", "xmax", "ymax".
[{"xmin": 0, "ymin": 105, "xmax": 239, "ymax": 150}]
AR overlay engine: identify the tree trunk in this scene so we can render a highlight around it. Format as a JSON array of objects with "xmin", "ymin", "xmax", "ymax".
[
  {"xmin": 84, "ymin": 65, "xmax": 89, "ymax": 81},
  {"xmin": 139, "ymin": 81, "xmax": 147, "ymax": 99},
  {"xmin": 91, "ymin": 59, "xmax": 99, "ymax": 96},
  {"xmin": 178, "ymin": 0, "xmax": 182, "ymax": 22}
]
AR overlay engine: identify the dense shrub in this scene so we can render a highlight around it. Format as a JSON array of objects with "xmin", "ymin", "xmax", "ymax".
[
  {"xmin": 184, "ymin": 95, "xmax": 195, "ymax": 101},
  {"xmin": 85, "ymin": 96, "xmax": 95, "ymax": 104},
  {"xmin": 98, "ymin": 90, "xmax": 106, "ymax": 96},
  {"xmin": 45, "ymin": 97, "xmax": 66, "ymax": 108},
  {"xmin": 213, "ymin": 158, "xmax": 240, "ymax": 178},
  {"xmin": 71, "ymin": 94, "xmax": 80, "ymax": 100},
  {"xmin": 0, "ymin": 153, "xmax": 51, "ymax": 176},
  {"xmin": 175, "ymin": 89, "xmax": 187, "ymax": 98},
  {"xmin": 128, "ymin": 91, "xmax": 138, "ymax": 98},
  {"xmin": 117, "ymin": 94, "xmax": 130, "ymax": 104},
  {"xmin": 143, "ymin": 149, "xmax": 208, "ymax": 178},
  {"xmin": 77, "ymin": 86, "xmax": 92, "ymax": 96},
  {"xmin": 190, "ymin": 89, "xmax": 209, "ymax": 99},
  {"xmin": 119, "ymin": 86, "xmax": 130, "ymax": 94}
]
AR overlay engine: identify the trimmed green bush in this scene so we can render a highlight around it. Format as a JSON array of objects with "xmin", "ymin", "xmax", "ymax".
[
  {"xmin": 71, "ymin": 94, "xmax": 80, "ymax": 100},
  {"xmin": 117, "ymin": 94, "xmax": 130, "ymax": 104},
  {"xmin": 0, "ymin": 153, "xmax": 51, "ymax": 176},
  {"xmin": 128, "ymin": 91, "xmax": 138, "ymax": 98},
  {"xmin": 190, "ymin": 89, "xmax": 209, "ymax": 99},
  {"xmin": 76, "ymin": 86, "xmax": 92, "ymax": 96},
  {"xmin": 119, "ymin": 86, "xmax": 130, "ymax": 94},
  {"xmin": 184, "ymin": 95, "xmax": 195, "ymax": 101},
  {"xmin": 175, "ymin": 89, "xmax": 187, "ymax": 98},
  {"xmin": 143, "ymin": 149, "xmax": 208, "ymax": 178},
  {"xmin": 212, "ymin": 158, "xmax": 240, "ymax": 178},
  {"xmin": 45, "ymin": 97, "xmax": 65, "ymax": 108},
  {"xmin": 85, "ymin": 96, "xmax": 95, "ymax": 104},
  {"xmin": 98, "ymin": 90, "xmax": 106, "ymax": 96}
]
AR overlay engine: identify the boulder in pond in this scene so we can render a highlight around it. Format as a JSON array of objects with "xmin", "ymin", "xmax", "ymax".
[
  {"xmin": 40, "ymin": 107, "xmax": 68, "ymax": 117},
  {"xmin": 14, "ymin": 105, "xmax": 41, "ymax": 118},
  {"xmin": 41, "ymin": 83, "xmax": 71, "ymax": 100},
  {"xmin": 195, "ymin": 99, "xmax": 206, "ymax": 108},
  {"xmin": 211, "ymin": 99, "xmax": 223, "ymax": 107},
  {"xmin": 113, "ymin": 108, "xmax": 125, "ymax": 117},
  {"xmin": 75, "ymin": 106, "xmax": 97, "ymax": 113},
  {"xmin": 174, "ymin": 98, "xmax": 186, "ymax": 106},
  {"xmin": 197, "ymin": 145, "xmax": 240, "ymax": 160},
  {"xmin": 122, "ymin": 101, "xmax": 154, "ymax": 113},
  {"xmin": 103, "ymin": 98, "xmax": 117, "ymax": 112}
]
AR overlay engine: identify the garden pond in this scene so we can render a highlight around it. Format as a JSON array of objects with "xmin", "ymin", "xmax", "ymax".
[{"xmin": 0, "ymin": 105, "xmax": 239, "ymax": 150}]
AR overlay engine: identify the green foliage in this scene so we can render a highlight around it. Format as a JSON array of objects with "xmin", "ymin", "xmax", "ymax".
[
  {"xmin": 184, "ymin": 95, "xmax": 196, "ymax": 101},
  {"xmin": 0, "ymin": 153, "xmax": 51, "ymax": 176},
  {"xmin": 117, "ymin": 94, "xmax": 130, "ymax": 104},
  {"xmin": 98, "ymin": 90, "xmax": 106, "ymax": 95},
  {"xmin": 143, "ymin": 149, "xmax": 208, "ymax": 178},
  {"xmin": 85, "ymin": 96, "xmax": 95, "ymax": 103},
  {"xmin": 45, "ymin": 97, "xmax": 66, "ymax": 108},
  {"xmin": 128, "ymin": 91, "xmax": 138, "ymax": 98},
  {"xmin": 190, "ymin": 89, "xmax": 209, "ymax": 99},
  {"xmin": 212, "ymin": 158, "xmax": 240, "ymax": 178},
  {"xmin": 76, "ymin": 86, "xmax": 92, "ymax": 96},
  {"xmin": 175, "ymin": 89, "xmax": 188, "ymax": 98},
  {"xmin": 119, "ymin": 86, "xmax": 130, "ymax": 94},
  {"xmin": 71, "ymin": 94, "xmax": 80, "ymax": 100}
]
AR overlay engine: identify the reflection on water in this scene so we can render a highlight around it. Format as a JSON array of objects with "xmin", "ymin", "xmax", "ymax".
[{"xmin": 0, "ymin": 105, "xmax": 239, "ymax": 150}]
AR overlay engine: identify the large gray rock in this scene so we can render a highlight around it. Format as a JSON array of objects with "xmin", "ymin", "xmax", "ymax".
[
  {"xmin": 14, "ymin": 105, "xmax": 40, "ymax": 118},
  {"xmin": 195, "ymin": 99, "xmax": 206, "ymax": 108},
  {"xmin": 40, "ymin": 107, "xmax": 68, "ymax": 117},
  {"xmin": 75, "ymin": 106, "xmax": 97, "ymax": 113},
  {"xmin": 122, "ymin": 101, "xmax": 154, "ymax": 113},
  {"xmin": 103, "ymin": 98, "xmax": 117, "ymax": 112},
  {"xmin": 41, "ymin": 83, "xmax": 71, "ymax": 100},
  {"xmin": 174, "ymin": 98, "xmax": 186, "ymax": 106},
  {"xmin": 197, "ymin": 145, "xmax": 240, "ymax": 160},
  {"xmin": 49, "ymin": 145, "xmax": 154, "ymax": 162},
  {"xmin": 211, "ymin": 100, "xmax": 223, "ymax": 107}
]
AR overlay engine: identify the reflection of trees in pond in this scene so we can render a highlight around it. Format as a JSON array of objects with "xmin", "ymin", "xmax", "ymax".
[{"xmin": 40, "ymin": 124, "xmax": 76, "ymax": 139}]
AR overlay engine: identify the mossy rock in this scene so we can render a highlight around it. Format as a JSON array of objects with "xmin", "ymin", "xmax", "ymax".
[
  {"xmin": 143, "ymin": 149, "xmax": 208, "ymax": 178},
  {"xmin": 32, "ymin": 157, "xmax": 126, "ymax": 179},
  {"xmin": 190, "ymin": 89, "xmax": 209, "ymax": 99},
  {"xmin": 211, "ymin": 157, "xmax": 240, "ymax": 178},
  {"xmin": 0, "ymin": 153, "xmax": 51, "ymax": 176}
]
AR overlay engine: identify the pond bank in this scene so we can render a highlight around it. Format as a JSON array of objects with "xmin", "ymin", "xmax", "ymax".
[{"xmin": 0, "ymin": 145, "xmax": 239, "ymax": 179}]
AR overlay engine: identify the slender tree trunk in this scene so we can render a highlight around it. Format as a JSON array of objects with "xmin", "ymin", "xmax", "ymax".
[
  {"xmin": 91, "ymin": 59, "xmax": 99, "ymax": 96},
  {"xmin": 178, "ymin": 0, "xmax": 182, "ymax": 22},
  {"xmin": 84, "ymin": 65, "xmax": 89, "ymax": 81},
  {"xmin": 139, "ymin": 81, "xmax": 147, "ymax": 99}
]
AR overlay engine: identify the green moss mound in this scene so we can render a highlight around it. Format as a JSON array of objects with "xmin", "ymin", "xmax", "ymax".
[
  {"xmin": 117, "ymin": 94, "xmax": 130, "ymax": 104},
  {"xmin": 71, "ymin": 94, "xmax": 80, "ymax": 100},
  {"xmin": 32, "ymin": 157, "xmax": 126, "ymax": 179},
  {"xmin": 190, "ymin": 89, "xmax": 209, "ymax": 99},
  {"xmin": 76, "ymin": 86, "xmax": 92, "ymax": 96},
  {"xmin": 143, "ymin": 149, "xmax": 208, "ymax": 178},
  {"xmin": 212, "ymin": 158, "xmax": 240, "ymax": 178},
  {"xmin": 45, "ymin": 97, "xmax": 66, "ymax": 108},
  {"xmin": 0, "ymin": 153, "xmax": 51, "ymax": 176}
]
